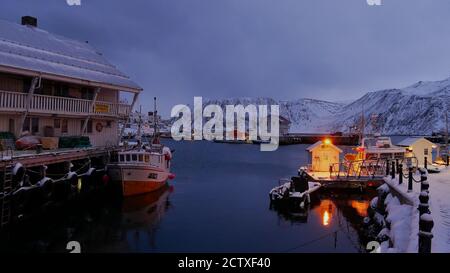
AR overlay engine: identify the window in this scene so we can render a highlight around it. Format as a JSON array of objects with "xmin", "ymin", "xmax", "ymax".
[
  {"xmin": 126, "ymin": 154, "xmax": 131, "ymax": 162},
  {"xmin": 424, "ymin": 148, "xmax": 429, "ymax": 156},
  {"xmin": 31, "ymin": 118, "xmax": 39, "ymax": 134},
  {"xmin": 54, "ymin": 83, "xmax": 69, "ymax": 97},
  {"xmin": 139, "ymin": 154, "xmax": 143, "ymax": 162},
  {"xmin": 22, "ymin": 117, "xmax": 30, "ymax": 132},
  {"xmin": 87, "ymin": 120, "xmax": 93, "ymax": 133},
  {"xmin": 144, "ymin": 155, "xmax": 150, "ymax": 163},
  {"xmin": 22, "ymin": 117, "xmax": 39, "ymax": 134},
  {"xmin": 80, "ymin": 120, "xmax": 93, "ymax": 134},
  {"xmin": 132, "ymin": 154, "xmax": 138, "ymax": 161},
  {"xmin": 81, "ymin": 88, "xmax": 94, "ymax": 100},
  {"xmin": 8, "ymin": 119, "xmax": 15, "ymax": 134},
  {"xmin": 106, "ymin": 121, "xmax": 112, "ymax": 128},
  {"xmin": 119, "ymin": 154, "xmax": 124, "ymax": 162},
  {"xmin": 62, "ymin": 119, "xmax": 68, "ymax": 134},
  {"xmin": 54, "ymin": 119, "xmax": 61, "ymax": 129}
]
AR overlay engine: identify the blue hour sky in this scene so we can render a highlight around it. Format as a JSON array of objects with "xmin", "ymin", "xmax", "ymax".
[{"xmin": 1, "ymin": 0, "xmax": 450, "ymax": 117}]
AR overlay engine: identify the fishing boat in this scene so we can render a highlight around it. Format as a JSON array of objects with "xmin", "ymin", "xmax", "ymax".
[
  {"xmin": 350, "ymin": 136, "xmax": 406, "ymax": 162},
  {"xmin": 107, "ymin": 98, "xmax": 175, "ymax": 196},
  {"xmin": 269, "ymin": 172, "xmax": 321, "ymax": 208}
]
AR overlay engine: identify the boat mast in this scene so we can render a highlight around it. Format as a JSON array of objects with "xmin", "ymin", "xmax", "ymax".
[
  {"xmin": 137, "ymin": 105, "xmax": 142, "ymax": 145},
  {"xmin": 152, "ymin": 97, "xmax": 160, "ymax": 144},
  {"xmin": 359, "ymin": 106, "xmax": 365, "ymax": 145}
]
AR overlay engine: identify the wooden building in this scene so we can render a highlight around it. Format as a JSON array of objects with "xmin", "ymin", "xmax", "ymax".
[
  {"xmin": 307, "ymin": 140, "xmax": 342, "ymax": 172},
  {"xmin": 397, "ymin": 137, "xmax": 438, "ymax": 167},
  {"xmin": 0, "ymin": 16, "xmax": 142, "ymax": 148}
]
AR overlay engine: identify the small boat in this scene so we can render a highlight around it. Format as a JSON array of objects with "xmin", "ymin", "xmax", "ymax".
[{"xmin": 269, "ymin": 173, "xmax": 321, "ymax": 208}]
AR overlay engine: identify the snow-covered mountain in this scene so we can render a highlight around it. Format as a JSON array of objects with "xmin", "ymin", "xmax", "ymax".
[
  {"xmin": 330, "ymin": 77, "xmax": 450, "ymax": 135},
  {"xmin": 192, "ymin": 76, "xmax": 450, "ymax": 134},
  {"xmin": 202, "ymin": 97, "xmax": 344, "ymax": 133},
  {"xmin": 280, "ymin": 99, "xmax": 343, "ymax": 133}
]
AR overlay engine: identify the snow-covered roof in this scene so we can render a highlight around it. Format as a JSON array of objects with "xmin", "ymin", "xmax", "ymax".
[
  {"xmin": 306, "ymin": 140, "xmax": 343, "ymax": 153},
  {"xmin": 0, "ymin": 18, "xmax": 141, "ymax": 92},
  {"xmin": 397, "ymin": 137, "xmax": 434, "ymax": 147}
]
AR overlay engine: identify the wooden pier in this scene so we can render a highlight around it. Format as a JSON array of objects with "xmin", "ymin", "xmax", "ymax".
[{"xmin": 0, "ymin": 147, "xmax": 113, "ymax": 169}]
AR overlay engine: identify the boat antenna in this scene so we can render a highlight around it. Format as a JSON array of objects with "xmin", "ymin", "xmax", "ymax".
[{"xmin": 137, "ymin": 105, "xmax": 142, "ymax": 146}]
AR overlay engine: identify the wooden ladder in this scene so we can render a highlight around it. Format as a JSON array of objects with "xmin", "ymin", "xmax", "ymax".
[{"xmin": 1, "ymin": 164, "xmax": 13, "ymax": 228}]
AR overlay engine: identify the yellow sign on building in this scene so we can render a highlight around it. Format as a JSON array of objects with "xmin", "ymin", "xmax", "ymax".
[{"xmin": 95, "ymin": 103, "xmax": 110, "ymax": 113}]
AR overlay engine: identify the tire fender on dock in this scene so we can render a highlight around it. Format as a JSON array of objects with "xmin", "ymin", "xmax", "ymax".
[
  {"xmin": 37, "ymin": 177, "xmax": 54, "ymax": 200},
  {"xmin": 12, "ymin": 163, "xmax": 26, "ymax": 189},
  {"xmin": 67, "ymin": 172, "xmax": 79, "ymax": 193}
]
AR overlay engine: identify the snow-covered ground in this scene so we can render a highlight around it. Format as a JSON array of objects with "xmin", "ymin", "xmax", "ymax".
[{"xmin": 384, "ymin": 165, "xmax": 450, "ymax": 252}]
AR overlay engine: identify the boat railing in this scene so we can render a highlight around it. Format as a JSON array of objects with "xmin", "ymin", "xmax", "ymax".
[{"xmin": 328, "ymin": 156, "xmax": 419, "ymax": 179}]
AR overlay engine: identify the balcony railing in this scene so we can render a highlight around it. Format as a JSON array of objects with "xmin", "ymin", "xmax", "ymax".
[{"xmin": 0, "ymin": 90, "xmax": 131, "ymax": 117}]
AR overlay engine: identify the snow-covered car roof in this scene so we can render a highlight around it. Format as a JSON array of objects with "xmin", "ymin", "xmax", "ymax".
[{"xmin": 0, "ymin": 18, "xmax": 142, "ymax": 92}]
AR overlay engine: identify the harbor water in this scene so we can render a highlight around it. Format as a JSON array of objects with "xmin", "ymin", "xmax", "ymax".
[{"xmin": 0, "ymin": 140, "xmax": 375, "ymax": 253}]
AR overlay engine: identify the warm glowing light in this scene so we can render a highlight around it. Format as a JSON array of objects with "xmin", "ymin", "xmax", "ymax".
[
  {"xmin": 350, "ymin": 200, "xmax": 369, "ymax": 217},
  {"xmin": 324, "ymin": 138, "xmax": 331, "ymax": 145},
  {"xmin": 432, "ymin": 145, "xmax": 437, "ymax": 149},
  {"xmin": 323, "ymin": 211, "xmax": 330, "ymax": 226}
]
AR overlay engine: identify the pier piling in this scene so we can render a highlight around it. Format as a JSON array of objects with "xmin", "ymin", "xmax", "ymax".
[
  {"xmin": 391, "ymin": 161, "xmax": 395, "ymax": 179},
  {"xmin": 398, "ymin": 164, "xmax": 403, "ymax": 185}
]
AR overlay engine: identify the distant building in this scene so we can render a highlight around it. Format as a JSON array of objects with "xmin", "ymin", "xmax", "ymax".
[
  {"xmin": 0, "ymin": 16, "xmax": 141, "ymax": 147},
  {"xmin": 279, "ymin": 116, "xmax": 291, "ymax": 136},
  {"xmin": 397, "ymin": 137, "xmax": 439, "ymax": 167}
]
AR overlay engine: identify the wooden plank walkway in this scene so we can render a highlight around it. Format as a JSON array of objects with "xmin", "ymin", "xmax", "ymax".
[{"xmin": 0, "ymin": 147, "xmax": 112, "ymax": 168}]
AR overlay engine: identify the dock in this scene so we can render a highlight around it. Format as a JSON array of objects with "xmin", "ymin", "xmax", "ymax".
[
  {"xmin": 303, "ymin": 170, "xmax": 385, "ymax": 189},
  {"xmin": 0, "ymin": 146, "xmax": 114, "ymax": 168}
]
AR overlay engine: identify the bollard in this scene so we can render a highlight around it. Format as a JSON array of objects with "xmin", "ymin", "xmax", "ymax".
[
  {"xmin": 398, "ymin": 164, "xmax": 403, "ymax": 184},
  {"xmin": 391, "ymin": 161, "xmax": 395, "ymax": 179},
  {"xmin": 418, "ymin": 214, "xmax": 434, "ymax": 253},
  {"xmin": 396, "ymin": 159, "xmax": 399, "ymax": 174},
  {"xmin": 408, "ymin": 167, "xmax": 413, "ymax": 192},
  {"xmin": 386, "ymin": 160, "xmax": 390, "ymax": 176},
  {"xmin": 418, "ymin": 191, "xmax": 430, "ymax": 215},
  {"xmin": 420, "ymin": 169, "xmax": 429, "ymax": 193},
  {"xmin": 447, "ymin": 155, "xmax": 449, "ymax": 167},
  {"xmin": 424, "ymin": 156, "xmax": 427, "ymax": 170}
]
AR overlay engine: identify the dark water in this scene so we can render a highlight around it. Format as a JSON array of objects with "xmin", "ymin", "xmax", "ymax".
[{"xmin": 0, "ymin": 140, "xmax": 374, "ymax": 253}]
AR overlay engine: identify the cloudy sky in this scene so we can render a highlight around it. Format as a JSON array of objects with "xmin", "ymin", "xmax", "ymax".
[{"xmin": 1, "ymin": 0, "xmax": 450, "ymax": 116}]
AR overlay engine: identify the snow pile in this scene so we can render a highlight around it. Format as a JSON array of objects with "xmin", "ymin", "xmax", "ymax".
[{"xmin": 382, "ymin": 193, "xmax": 415, "ymax": 253}]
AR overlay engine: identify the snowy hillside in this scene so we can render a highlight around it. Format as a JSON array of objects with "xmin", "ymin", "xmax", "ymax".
[
  {"xmin": 202, "ymin": 97, "xmax": 343, "ymax": 133},
  {"xmin": 330, "ymin": 76, "xmax": 450, "ymax": 135},
  {"xmin": 185, "ymin": 76, "xmax": 450, "ymax": 134}
]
